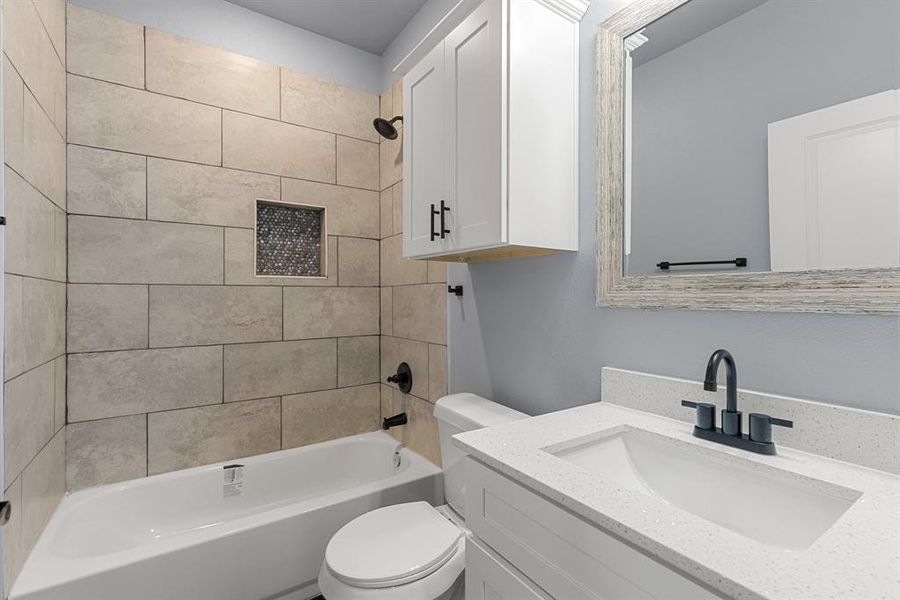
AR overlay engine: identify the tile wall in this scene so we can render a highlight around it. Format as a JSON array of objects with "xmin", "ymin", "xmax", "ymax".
[
  {"xmin": 378, "ymin": 81, "xmax": 448, "ymax": 466},
  {"xmin": 2, "ymin": 0, "xmax": 68, "ymax": 590},
  {"xmin": 1, "ymin": 4, "xmax": 449, "ymax": 590},
  {"xmin": 64, "ymin": 5, "xmax": 387, "ymax": 487}
]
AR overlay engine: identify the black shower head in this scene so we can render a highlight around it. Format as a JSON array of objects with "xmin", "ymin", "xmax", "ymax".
[{"xmin": 373, "ymin": 115, "xmax": 403, "ymax": 140}]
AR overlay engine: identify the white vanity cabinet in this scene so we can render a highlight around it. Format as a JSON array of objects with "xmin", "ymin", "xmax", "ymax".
[
  {"xmin": 402, "ymin": 0, "xmax": 586, "ymax": 262},
  {"xmin": 466, "ymin": 537, "xmax": 551, "ymax": 600},
  {"xmin": 464, "ymin": 458, "xmax": 722, "ymax": 600}
]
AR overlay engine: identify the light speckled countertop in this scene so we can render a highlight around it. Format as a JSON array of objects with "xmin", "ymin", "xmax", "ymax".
[{"xmin": 453, "ymin": 402, "xmax": 900, "ymax": 600}]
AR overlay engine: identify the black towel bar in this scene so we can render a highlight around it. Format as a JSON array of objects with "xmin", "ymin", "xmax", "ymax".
[{"xmin": 657, "ymin": 258, "xmax": 747, "ymax": 270}]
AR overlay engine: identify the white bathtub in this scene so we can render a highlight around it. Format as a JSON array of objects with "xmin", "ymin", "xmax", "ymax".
[{"xmin": 12, "ymin": 431, "xmax": 443, "ymax": 600}]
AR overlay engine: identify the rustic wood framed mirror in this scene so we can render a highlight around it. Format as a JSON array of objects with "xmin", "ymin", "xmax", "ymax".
[{"xmin": 596, "ymin": 0, "xmax": 900, "ymax": 314}]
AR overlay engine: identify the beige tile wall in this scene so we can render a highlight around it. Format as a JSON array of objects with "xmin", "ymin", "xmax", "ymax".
[
  {"xmin": 2, "ymin": 0, "xmax": 68, "ymax": 591},
  {"xmin": 64, "ymin": 6, "xmax": 388, "ymax": 493},
  {"xmin": 0, "ymin": 4, "xmax": 451, "ymax": 593},
  {"xmin": 378, "ymin": 80, "xmax": 448, "ymax": 467}
]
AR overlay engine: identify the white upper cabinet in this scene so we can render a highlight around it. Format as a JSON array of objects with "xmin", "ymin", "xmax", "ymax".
[
  {"xmin": 404, "ymin": 43, "xmax": 447, "ymax": 257},
  {"xmin": 402, "ymin": 0, "xmax": 587, "ymax": 262}
]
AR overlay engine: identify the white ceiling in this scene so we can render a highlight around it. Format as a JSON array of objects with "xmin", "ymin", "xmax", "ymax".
[{"xmin": 226, "ymin": 0, "xmax": 429, "ymax": 55}]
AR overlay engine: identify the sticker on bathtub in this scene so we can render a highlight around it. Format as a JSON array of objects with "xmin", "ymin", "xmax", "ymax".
[{"xmin": 223, "ymin": 464, "xmax": 244, "ymax": 498}]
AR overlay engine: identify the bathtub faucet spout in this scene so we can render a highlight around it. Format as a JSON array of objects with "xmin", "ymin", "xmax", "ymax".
[{"xmin": 382, "ymin": 412, "xmax": 408, "ymax": 430}]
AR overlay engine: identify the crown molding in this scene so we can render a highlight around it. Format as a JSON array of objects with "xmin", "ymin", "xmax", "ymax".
[{"xmin": 534, "ymin": 0, "xmax": 590, "ymax": 22}]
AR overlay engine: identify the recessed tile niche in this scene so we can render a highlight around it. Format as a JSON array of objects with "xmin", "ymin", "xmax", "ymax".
[{"xmin": 255, "ymin": 199, "xmax": 326, "ymax": 278}]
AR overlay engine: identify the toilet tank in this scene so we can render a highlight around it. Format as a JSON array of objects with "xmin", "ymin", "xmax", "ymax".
[{"xmin": 433, "ymin": 394, "xmax": 527, "ymax": 518}]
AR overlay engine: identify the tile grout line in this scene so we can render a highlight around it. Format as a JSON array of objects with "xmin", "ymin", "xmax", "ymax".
[
  {"xmin": 221, "ymin": 345, "xmax": 226, "ymax": 405},
  {"xmin": 5, "ymin": 270, "xmax": 67, "ymax": 286},
  {"xmin": 145, "ymin": 413, "xmax": 150, "ymax": 476},
  {"xmin": 222, "ymin": 228, "xmax": 226, "ymax": 284},
  {"xmin": 67, "ymin": 331, "xmax": 385, "ymax": 356},
  {"xmin": 146, "ymin": 285, "xmax": 151, "ymax": 348},
  {"xmin": 142, "ymin": 26, "xmax": 147, "ymax": 90},
  {"xmin": 70, "ymin": 383, "xmax": 382, "ymax": 425},
  {"xmin": 66, "ymin": 141, "xmax": 381, "ymax": 194},
  {"xmin": 6, "ymin": 423, "xmax": 65, "ymax": 494},
  {"xmin": 65, "ymin": 280, "xmax": 379, "ymax": 290},
  {"xmin": 5, "ymin": 154, "xmax": 66, "ymax": 214},
  {"xmin": 68, "ymin": 72, "xmax": 382, "ymax": 145},
  {"xmin": 31, "ymin": 0, "xmax": 65, "ymax": 67},
  {"xmin": 7, "ymin": 53, "xmax": 66, "ymax": 140},
  {"xmin": 3, "ymin": 351, "xmax": 66, "ymax": 387}
]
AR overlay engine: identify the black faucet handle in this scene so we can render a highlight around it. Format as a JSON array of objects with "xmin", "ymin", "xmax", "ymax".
[
  {"xmin": 681, "ymin": 400, "xmax": 716, "ymax": 430},
  {"xmin": 748, "ymin": 413, "xmax": 793, "ymax": 444},
  {"xmin": 386, "ymin": 362, "xmax": 413, "ymax": 394}
]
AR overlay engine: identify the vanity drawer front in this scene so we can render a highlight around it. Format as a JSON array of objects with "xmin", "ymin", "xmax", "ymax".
[
  {"xmin": 466, "ymin": 536, "xmax": 551, "ymax": 600},
  {"xmin": 465, "ymin": 458, "xmax": 720, "ymax": 600}
]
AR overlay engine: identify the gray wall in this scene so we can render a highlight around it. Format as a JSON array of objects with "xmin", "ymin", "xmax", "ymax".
[
  {"xmin": 70, "ymin": 0, "xmax": 384, "ymax": 93},
  {"xmin": 628, "ymin": 0, "xmax": 900, "ymax": 275},
  {"xmin": 448, "ymin": 0, "xmax": 900, "ymax": 416},
  {"xmin": 379, "ymin": 0, "xmax": 481, "ymax": 92}
]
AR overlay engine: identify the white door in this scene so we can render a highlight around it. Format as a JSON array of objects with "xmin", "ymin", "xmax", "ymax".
[
  {"xmin": 768, "ymin": 90, "xmax": 900, "ymax": 271},
  {"xmin": 403, "ymin": 42, "xmax": 447, "ymax": 258},
  {"xmin": 443, "ymin": 0, "xmax": 503, "ymax": 252}
]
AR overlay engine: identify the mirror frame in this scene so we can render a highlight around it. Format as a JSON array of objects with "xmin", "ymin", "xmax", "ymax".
[{"xmin": 596, "ymin": 0, "xmax": 900, "ymax": 315}]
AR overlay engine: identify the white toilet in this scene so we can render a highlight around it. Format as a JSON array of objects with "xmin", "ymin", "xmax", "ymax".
[{"xmin": 317, "ymin": 393, "xmax": 527, "ymax": 599}]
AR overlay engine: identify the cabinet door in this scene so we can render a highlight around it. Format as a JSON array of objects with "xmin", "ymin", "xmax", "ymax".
[
  {"xmin": 404, "ymin": 42, "xmax": 447, "ymax": 257},
  {"xmin": 466, "ymin": 537, "xmax": 551, "ymax": 600},
  {"xmin": 444, "ymin": 0, "xmax": 503, "ymax": 252},
  {"xmin": 466, "ymin": 458, "xmax": 721, "ymax": 600}
]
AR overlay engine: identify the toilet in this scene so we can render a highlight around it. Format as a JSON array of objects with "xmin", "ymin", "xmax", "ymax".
[{"xmin": 317, "ymin": 393, "xmax": 527, "ymax": 599}]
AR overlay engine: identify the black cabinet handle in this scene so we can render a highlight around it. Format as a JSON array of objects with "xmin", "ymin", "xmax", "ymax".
[
  {"xmin": 430, "ymin": 203, "xmax": 439, "ymax": 241},
  {"xmin": 440, "ymin": 201, "xmax": 450, "ymax": 238}
]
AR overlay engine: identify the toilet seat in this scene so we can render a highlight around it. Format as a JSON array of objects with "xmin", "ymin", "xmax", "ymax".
[
  {"xmin": 325, "ymin": 502, "xmax": 463, "ymax": 589},
  {"xmin": 318, "ymin": 542, "xmax": 465, "ymax": 600}
]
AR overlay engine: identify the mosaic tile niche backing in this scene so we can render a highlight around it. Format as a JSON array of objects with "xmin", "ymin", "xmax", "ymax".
[{"xmin": 256, "ymin": 200, "xmax": 325, "ymax": 277}]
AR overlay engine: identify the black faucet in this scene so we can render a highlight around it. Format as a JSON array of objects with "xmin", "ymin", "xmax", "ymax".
[
  {"xmin": 382, "ymin": 412, "xmax": 408, "ymax": 430},
  {"xmin": 704, "ymin": 349, "xmax": 741, "ymax": 436},
  {"xmin": 682, "ymin": 349, "xmax": 794, "ymax": 455}
]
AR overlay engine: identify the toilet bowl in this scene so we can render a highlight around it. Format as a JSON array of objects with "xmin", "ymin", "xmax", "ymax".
[
  {"xmin": 317, "ymin": 503, "xmax": 466, "ymax": 600},
  {"xmin": 317, "ymin": 394, "xmax": 527, "ymax": 599}
]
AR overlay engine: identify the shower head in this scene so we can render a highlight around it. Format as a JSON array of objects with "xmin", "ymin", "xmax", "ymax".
[{"xmin": 373, "ymin": 116, "xmax": 403, "ymax": 140}]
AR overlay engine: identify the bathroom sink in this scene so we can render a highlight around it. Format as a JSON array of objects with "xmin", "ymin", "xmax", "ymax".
[{"xmin": 547, "ymin": 426, "xmax": 860, "ymax": 550}]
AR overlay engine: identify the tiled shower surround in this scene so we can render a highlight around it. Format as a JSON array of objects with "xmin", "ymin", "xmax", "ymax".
[
  {"xmin": 64, "ymin": 5, "xmax": 446, "ymax": 495},
  {"xmin": 378, "ymin": 81, "xmax": 448, "ymax": 466},
  {"xmin": 2, "ymin": 0, "xmax": 67, "ymax": 590}
]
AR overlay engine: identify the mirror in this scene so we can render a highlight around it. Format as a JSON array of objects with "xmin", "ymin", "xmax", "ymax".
[{"xmin": 621, "ymin": 0, "xmax": 899, "ymax": 278}]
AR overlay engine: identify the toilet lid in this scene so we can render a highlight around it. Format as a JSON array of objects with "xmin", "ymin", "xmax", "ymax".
[{"xmin": 325, "ymin": 502, "xmax": 462, "ymax": 589}]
